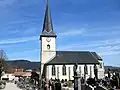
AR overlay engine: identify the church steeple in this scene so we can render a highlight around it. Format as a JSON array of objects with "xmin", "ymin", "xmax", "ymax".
[{"xmin": 40, "ymin": 0, "xmax": 56, "ymax": 39}]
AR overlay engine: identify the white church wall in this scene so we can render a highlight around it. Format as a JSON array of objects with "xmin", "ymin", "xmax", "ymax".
[
  {"xmin": 46, "ymin": 64, "xmax": 97, "ymax": 80},
  {"xmin": 41, "ymin": 52, "xmax": 56, "ymax": 64},
  {"xmin": 40, "ymin": 37, "xmax": 56, "ymax": 76},
  {"xmin": 97, "ymin": 60, "xmax": 105, "ymax": 79},
  {"xmin": 79, "ymin": 65, "xmax": 95, "ymax": 79},
  {"xmin": 41, "ymin": 37, "xmax": 56, "ymax": 51},
  {"xmin": 41, "ymin": 37, "xmax": 56, "ymax": 64}
]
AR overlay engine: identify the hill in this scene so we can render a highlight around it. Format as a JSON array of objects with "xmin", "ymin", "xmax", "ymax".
[
  {"xmin": 104, "ymin": 66, "xmax": 120, "ymax": 69},
  {"xmin": 5, "ymin": 60, "xmax": 40, "ymax": 70}
]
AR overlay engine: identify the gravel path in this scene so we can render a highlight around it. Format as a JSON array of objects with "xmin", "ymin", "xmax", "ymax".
[{"xmin": 4, "ymin": 83, "xmax": 21, "ymax": 90}]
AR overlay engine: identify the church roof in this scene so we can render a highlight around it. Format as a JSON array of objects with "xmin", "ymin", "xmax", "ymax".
[
  {"xmin": 40, "ymin": 0, "xmax": 56, "ymax": 39},
  {"xmin": 91, "ymin": 52, "xmax": 102, "ymax": 61},
  {"xmin": 46, "ymin": 51, "xmax": 101, "ymax": 65}
]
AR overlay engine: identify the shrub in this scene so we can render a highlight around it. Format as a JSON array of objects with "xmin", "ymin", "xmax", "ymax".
[{"xmin": 67, "ymin": 81, "xmax": 73, "ymax": 88}]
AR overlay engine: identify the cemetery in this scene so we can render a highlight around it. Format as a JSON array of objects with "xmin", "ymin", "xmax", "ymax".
[
  {"xmin": 39, "ymin": 64, "xmax": 120, "ymax": 90},
  {"xmin": 0, "ymin": 64, "xmax": 119, "ymax": 90}
]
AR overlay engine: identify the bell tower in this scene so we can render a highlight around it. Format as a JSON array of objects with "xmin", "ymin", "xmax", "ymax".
[{"xmin": 40, "ymin": 0, "xmax": 57, "ymax": 76}]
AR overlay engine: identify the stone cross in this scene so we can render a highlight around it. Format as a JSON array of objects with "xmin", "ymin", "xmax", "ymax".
[
  {"xmin": 79, "ymin": 66, "xmax": 81, "ymax": 77},
  {"xmin": 73, "ymin": 63, "xmax": 81, "ymax": 90},
  {"xmin": 73, "ymin": 63, "xmax": 78, "ymax": 76},
  {"xmin": 84, "ymin": 64, "xmax": 87, "ymax": 84},
  {"xmin": 94, "ymin": 64, "xmax": 98, "ymax": 81},
  {"xmin": 90, "ymin": 66, "xmax": 92, "ymax": 78},
  {"xmin": 73, "ymin": 76, "xmax": 81, "ymax": 90}
]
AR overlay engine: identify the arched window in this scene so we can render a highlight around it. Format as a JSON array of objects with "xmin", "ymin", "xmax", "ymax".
[
  {"xmin": 47, "ymin": 44, "xmax": 50, "ymax": 49},
  {"xmin": 84, "ymin": 64, "xmax": 88, "ymax": 74},
  {"xmin": 62, "ymin": 65, "xmax": 66, "ymax": 75},
  {"xmin": 52, "ymin": 65, "xmax": 56, "ymax": 76}
]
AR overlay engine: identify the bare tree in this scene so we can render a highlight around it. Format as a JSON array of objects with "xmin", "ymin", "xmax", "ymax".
[{"xmin": 0, "ymin": 50, "xmax": 8, "ymax": 80}]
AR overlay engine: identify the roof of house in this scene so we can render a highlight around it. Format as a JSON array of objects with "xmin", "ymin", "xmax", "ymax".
[
  {"xmin": 22, "ymin": 72, "xmax": 31, "ymax": 77},
  {"xmin": 13, "ymin": 72, "xmax": 26, "ymax": 76},
  {"xmin": 46, "ymin": 51, "xmax": 101, "ymax": 65}
]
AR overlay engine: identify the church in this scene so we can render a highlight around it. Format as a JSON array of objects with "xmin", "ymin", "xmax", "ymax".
[{"xmin": 40, "ymin": 0, "xmax": 105, "ymax": 81}]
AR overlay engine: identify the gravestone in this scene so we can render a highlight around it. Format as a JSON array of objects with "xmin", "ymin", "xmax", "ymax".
[
  {"xmin": 73, "ymin": 63, "xmax": 81, "ymax": 90},
  {"xmin": 55, "ymin": 82, "xmax": 61, "ymax": 90},
  {"xmin": 73, "ymin": 76, "xmax": 81, "ymax": 90},
  {"xmin": 94, "ymin": 64, "xmax": 98, "ymax": 81}
]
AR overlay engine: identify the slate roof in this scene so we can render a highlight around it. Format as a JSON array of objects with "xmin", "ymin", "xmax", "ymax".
[
  {"xmin": 91, "ymin": 52, "xmax": 102, "ymax": 61},
  {"xmin": 46, "ymin": 51, "xmax": 100, "ymax": 65}
]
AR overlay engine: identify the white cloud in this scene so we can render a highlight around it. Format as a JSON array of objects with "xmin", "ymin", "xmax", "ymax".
[
  {"xmin": 0, "ymin": 36, "xmax": 38, "ymax": 45},
  {"xmin": 84, "ymin": 30, "xmax": 120, "ymax": 37},
  {"xmin": 58, "ymin": 38, "xmax": 120, "ymax": 50},
  {"xmin": 0, "ymin": 0, "xmax": 16, "ymax": 7},
  {"xmin": 9, "ymin": 30, "xmax": 19, "ymax": 34},
  {"xmin": 2, "ymin": 18, "xmax": 39, "ymax": 27},
  {"xmin": 58, "ymin": 28, "xmax": 86, "ymax": 37},
  {"xmin": 98, "ymin": 45, "xmax": 120, "ymax": 51},
  {"xmin": 9, "ymin": 58, "xmax": 39, "ymax": 61},
  {"xmin": 57, "ymin": 26, "xmax": 120, "ymax": 39},
  {"xmin": 99, "ymin": 51, "xmax": 120, "ymax": 56},
  {"xmin": 23, "ymin": 27, "xmax": 39, "ymax": 35},
  {"xmin": 58, "ymin": 38, "xmax": 120, "ymax": 56},
  {"xmin": 9, "ymin": 49, "xmax": 39, "ymax": 55},
  {"xmin": 8, "ymin": 49, "xmax": 40, "ymax": 61}
]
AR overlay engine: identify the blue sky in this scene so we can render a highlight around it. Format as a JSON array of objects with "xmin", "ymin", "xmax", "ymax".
[{"xmin": 0, "ymin": 0, "xmax": 120, "ymax": 66}]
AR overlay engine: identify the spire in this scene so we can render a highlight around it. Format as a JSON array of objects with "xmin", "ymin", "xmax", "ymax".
[
  {"xmin": 43, "ymin": 0, "xmax": 53, "ymax": 32},
  {"xmin": 40, "ymin": 0, "xmax": 56, "ymax": 38}
]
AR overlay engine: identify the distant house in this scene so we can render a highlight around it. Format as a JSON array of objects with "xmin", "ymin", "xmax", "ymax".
[
  {"xmin": 13, "ymin": 72, "xmax": 26, "ymax": 77},
  {"xmin": 25, "ymin": 69, "xmax": 32, "ymax": 72},
  {"xmin": 6, "ymin": 66, "xmax": 24, "ymax": 74},
  {"xmin": 40, "ymin": 1, "xmax": 105, "ymax": 80},
  {"xmin": 12, "ymin": 67, "xmax": 24, "ymax": 72}
]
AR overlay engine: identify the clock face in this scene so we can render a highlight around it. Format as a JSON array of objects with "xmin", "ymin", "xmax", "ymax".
[{"xmin": 46, "ymin": 37, "xmax": 51, "ymax": 42}]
